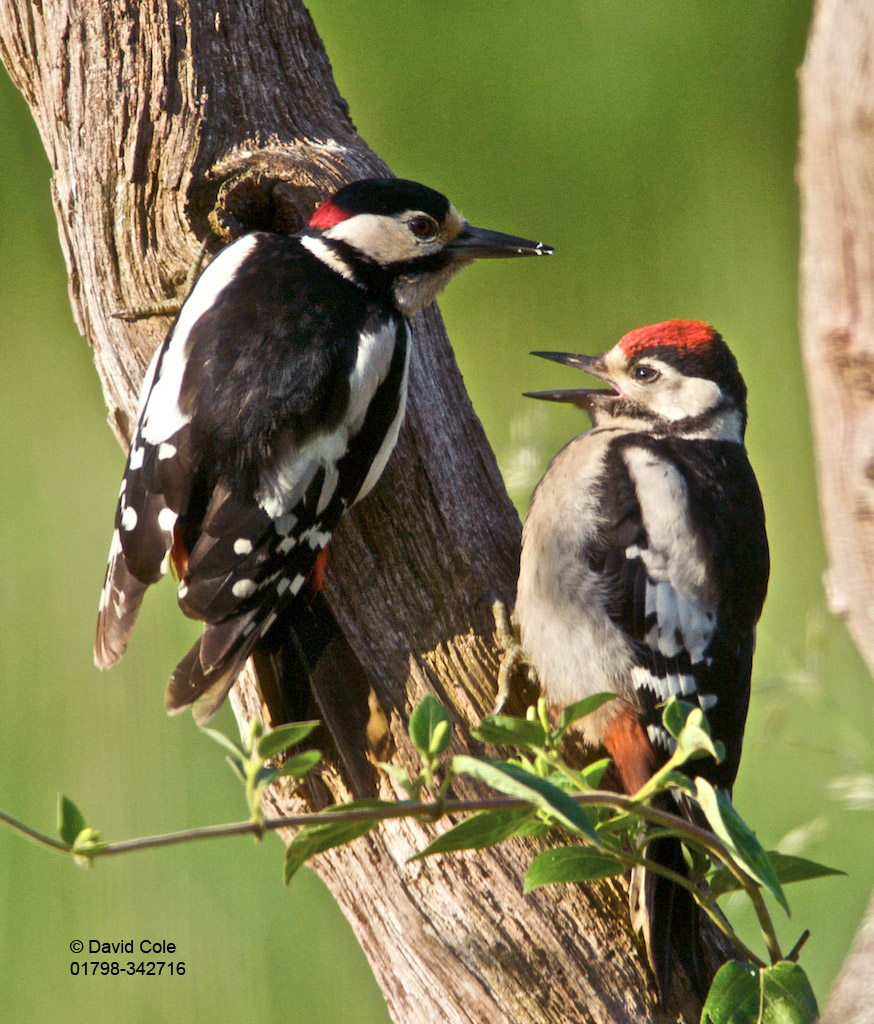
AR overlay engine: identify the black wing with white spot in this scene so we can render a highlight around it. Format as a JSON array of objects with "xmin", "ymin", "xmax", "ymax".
[
  {"xmin": 165, "ymin": 322, "xmax": 410, "ymax": 722},
  {"xmin": 96, "ymin": 231, "xmax": 410, "ymax": 722},
  {"xmin": 94, "ymin": 334, "xmax": 192, "ymax": 668},
  {"xmin": 595, "ymin": 435, "xmax": 769, "ymax": 790}
]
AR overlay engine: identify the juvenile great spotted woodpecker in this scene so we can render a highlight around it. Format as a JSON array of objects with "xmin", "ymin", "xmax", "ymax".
[
  {"xmin": 95, "ymin": 177, "xmax": 552, "ymax": 723},
  {"xmin": 514, "ymin": 320, "xmax": 769, "ymax": 998}
]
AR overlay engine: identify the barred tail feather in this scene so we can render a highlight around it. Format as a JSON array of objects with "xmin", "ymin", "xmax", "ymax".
[
  {"xmin": 165, "ymin": 593, "xmax": 342, "ymax": 724},
  {"xmin": 165, "ymin": 615, "xmax": 264, "ymax": 723},
  {"xmin": 94, "ymin": 531, "xmax": 149, "ymax": 669}
]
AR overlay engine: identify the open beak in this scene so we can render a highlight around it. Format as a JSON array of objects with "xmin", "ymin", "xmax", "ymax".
[
  {"xmin": 446, "ymin": 225, "xmax": 554, "ymax": 260},
  {"xmin": 524, "ymin": 351, "xmax": 619, "ymax": 412}
]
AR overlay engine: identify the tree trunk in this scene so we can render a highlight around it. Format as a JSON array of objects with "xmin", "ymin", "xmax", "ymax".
[
  {"xmin": 799, "ymin": 2, "xmax": 874, "ymax": 1020},
  {"xmin": 0, "ymin": 2, "xmax": 725, "ymax": 1020}
]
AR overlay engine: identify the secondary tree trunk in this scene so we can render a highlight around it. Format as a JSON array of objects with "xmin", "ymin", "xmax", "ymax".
[
  {"xmin": 0, "ymin": 2, "xmax": 725, "ymax": 1021},
  {"xmin": 799, "ymin": 2, "xmax": 874, "ymax": 1021}
]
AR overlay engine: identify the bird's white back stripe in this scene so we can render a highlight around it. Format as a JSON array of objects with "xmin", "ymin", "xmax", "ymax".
[
  {"xmin": 299, "ymin": 235, "xmax": 361, "ymax": 286},
  {"xmin": 141, "ymin": 236, "xmax": 259, "ymax": 445}
]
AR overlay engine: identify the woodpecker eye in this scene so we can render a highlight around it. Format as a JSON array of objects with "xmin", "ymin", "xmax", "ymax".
[
  {"xmin": 408, "ymin": 215, "xmax": 438, "ymax": 239},
  {"xmin": 632, "ymin": 364, "xmax": 660, "ymax": 383}
]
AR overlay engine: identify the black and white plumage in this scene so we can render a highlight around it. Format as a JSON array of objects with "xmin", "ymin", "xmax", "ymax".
[
  {"xmin": 514, "ymin": 320, "xmax": 769, "ymax": 999},
  {"xmin": 96, "ymin": 177, "xmax": 552, "ymax": 722}
]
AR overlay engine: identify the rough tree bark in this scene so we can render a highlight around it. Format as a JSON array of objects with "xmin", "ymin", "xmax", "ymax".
[
  {"xmin": 799, "ymin": 1, "xmax": 874, "ymax": 1021},
  {"xmin": 0, "ymin": 2, "xmax": 729, "ymax": 1022}
]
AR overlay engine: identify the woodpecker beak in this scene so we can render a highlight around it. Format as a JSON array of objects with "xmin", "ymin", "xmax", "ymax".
[
  {"xmin": 445, "ymin": 226, "xmax": 554, "ymax": 260},
  {"xmin": 524, "ymin": 351, "xmax": 619, "ymax": 412}
]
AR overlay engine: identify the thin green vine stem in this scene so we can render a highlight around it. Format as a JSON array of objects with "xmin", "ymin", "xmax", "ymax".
[
  {"xmin": 0, "ymin": 810, "xmax": 70, "ymax": 852},
  {"xmin": 4, "ymin": 788, "xmax": 774, "ymax": 966}
]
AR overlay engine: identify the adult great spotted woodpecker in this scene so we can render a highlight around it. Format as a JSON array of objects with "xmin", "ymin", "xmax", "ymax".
[
  {"xmin": 514, "ymin": 320, "xmax": 769, "ymax": 998},
  {"xmin": 95, "ymin": 177, "xmax": 552, "ymax": 723}
]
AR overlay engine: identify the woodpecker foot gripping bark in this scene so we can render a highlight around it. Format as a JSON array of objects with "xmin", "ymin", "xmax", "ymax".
[
  {"xmin": 491, "ymin": 600, "xmax": 539, "ymax": 714},
  {"xmin": 112, "ymin": 237, "xmax": 213, "ymax": 322}
]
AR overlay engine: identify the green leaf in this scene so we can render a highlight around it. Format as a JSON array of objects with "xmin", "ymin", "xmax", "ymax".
[
  {"xmin": 523, "ymin": 846, "xmax": 626, "ymax": 893},
  {"xmin": 759, "ymin": 962, "xmax": 818, "ymax": 1023},
  {"xmin": 675, "ymin": 707, "xmax": 721, "ymax": 763},
  {"xmin": 710, "ymin": 851, "xmax": 845, "ymax": 899},
  {"xmin": 514, "ymin": 820, "xmax": 551, "ymax": 840},
  {"xmin": 412, "ymin": 808, "xmax": 536, "ymax": 860},
  {"xmin": 57, "ymin": 795, "xmax": 86, "ymax": 847},
  {"xmin": 283, "ymin": 799, "xmax": 394, "ymax": 885},
  {"xmin": 378, "ymin": 763, "xmax": 424, "ymax": 800},
  {"xmin": 273, "ymin": 749, "xmax": 322, "ymax": 779},
  {"xmin": 558, "ymin": 693, "xmax": 617, "ymax": 734},
  {"xmin": 662, "ymin": 696, "xmax": 698, "ymax": 739},
  {"xmin": 247, "ymin": 716, "xmax": 264, "ymax": 752},
  {"xmin": 224, "ymin": 754, "xmax": 246, "ymax": 784},
  {"xmin": 472, "ymin": 715, "xmax": 547, "ymax": 749},
  {"xmin": 379, "ymin": 763, "xmax": 412, "ymax": 785},
  {"xmin": 256, "ymin": 721, "xmax": 320, "ymax": 760},
  {"xmin": 408, "ymin": 696, "xmax": 453, "ymax": 757},
  {"xmin": 581, "ymin": 757, "xmax": 612, "ymax": 788},
  {"xmin": 695, "ymin": 778, "xmax": 789, "ymax": 914},
  {"xmin": 451, "ymin": 756, "xmax": 599, "ymax": 842},
  {"xmin": 200, "ymin": 726, "xmax": 246, "ymax": 761},
  {"xmin": 257, "ymin": 750, "xmax": 322, "ymax": 786},
  {"xmin": 702, "ymin": 960, "xmax": 818, "ymax": 1024}
]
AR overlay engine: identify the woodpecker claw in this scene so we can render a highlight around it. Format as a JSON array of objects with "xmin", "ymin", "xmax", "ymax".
[
  {"xmin": 112, "ymin": 299, "xmax": 184, "ymax": 322},
  {"xmin": 111, "ymin": 237, "xmax": 212, "ymax": 323},
  {"xmin": 491, "ymin": 600, "xmax": 537, "ymax": 714}
]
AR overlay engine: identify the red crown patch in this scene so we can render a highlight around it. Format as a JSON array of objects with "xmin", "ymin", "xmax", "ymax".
[{"xmin": 618, "ymin": 320, "xmax": 716, "ymax": 357}]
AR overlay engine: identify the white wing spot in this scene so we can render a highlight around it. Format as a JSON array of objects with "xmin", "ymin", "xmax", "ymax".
[
  {"xmin": 158, "ymin": 507, "xmax": 178, "ymax": 531},
  {"xmin": 699, "ymin": 693, "xmax": 718, "ymax": 712},
  {"xmin": 158, "ymin": 443, "xmax": 177, "ymax": 460},
  {"xmin": 300, "ymin": 524, "xmax": 331, "ymax": 549},
  {"xmin": 177, "ymin": 583, "xmax": 188, "ymax": 600},
  {"xmin": 233, "ymin": 538, "xmax": 253, "ymax": 555},
  {"xmin": 232, "ymin": 579, "xmax": 257, "ymax": 598},
  {"xmin": 290, "ymin": 574, "xmax": 306, "ymax": 595},
  {"xmin": 276, "ymin": 577, "xmax": 290, "ymax": 596},
  {"xmin": 120, "ymin": 505, "xmax": 138, "ymax": 531},
  {"xmin": 129, "ymin": 446, "xmax": 145, "ymax": 471},
  {"xmin": 277, "ymin": 536, "xmax": 296, "ymax": 555},
  {"xmin": 680, "ymin": 674, "xmax": 697, "ymax": 696}
]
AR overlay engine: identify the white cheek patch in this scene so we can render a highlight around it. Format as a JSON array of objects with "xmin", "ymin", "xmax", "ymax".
[
  {"xmin": 325, "ymin": 212, "xmax": 437, "ymax": 266},
  {"xmin": 652, "ymin": 374, "xmax": 723, "ymax": 421},
  {"xmin": 624, "ymin": 359, "xmax": 722, "ymax": 421}
]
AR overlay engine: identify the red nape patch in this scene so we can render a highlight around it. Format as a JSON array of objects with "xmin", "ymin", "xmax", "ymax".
[
  {"xmin": 619, "ymin": 319, "xmax": 716, "ymax": 358},
  {"xmin": 603, "ymin": 711, "xmax": 657, "ymax": 795},
  {"xmin": 309, "ymin": 198, "xmax": 354, "ymax": 231}
]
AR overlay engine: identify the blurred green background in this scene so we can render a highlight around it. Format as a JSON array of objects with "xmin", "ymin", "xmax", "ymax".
[{"xmin": 2, "ymin": 2, "xmax": 871, "ymax": 1020}]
